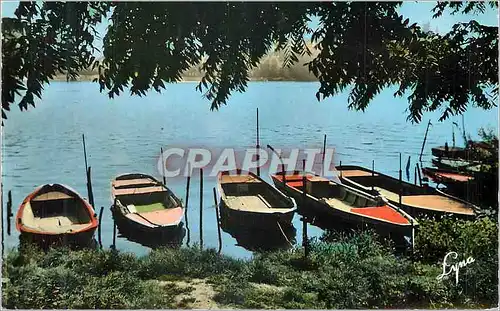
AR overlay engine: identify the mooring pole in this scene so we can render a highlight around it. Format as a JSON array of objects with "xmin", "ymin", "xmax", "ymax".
[
  {"xmin": 98, "ymin": 206, "xmax": 104, "ymax": 249},
  {"xmin": 212, "ymin": 187, "xmax": 222, "ymax": 254},
  {"xmin": 414, "ymin": 166, "xmax": 417, "ymax": 185},
  {"xmin": 418, "ymin": 120, "xmax": 432, "ymax": 163},
  {"xmin": 405, "ymin": 156, "xmax": 411, "ymax": 181},
  {"xmin": 112, "ymin": 198, "xmax": 117, "ymax": 249},
  {"xmin": 322, "ymin": 134, "xmax": 327, "ymax": 175},
  {"xmin": 6, "ymin": 190, "xmax": 12, "ymax": 236},
  {"xmin": 82, "ymin": 134, "xmax": 94, "ymax": 206},
  {"xmin": 267, "ymin": 144, "xmax": 286, "ymax": 186},
  {"xmin": 87, "ymin": 166, "xmax": 95, "ymax": 207},
  {"xmin": 399, "ymin": 153, "xmax": 403, "ymax": 208},
  {"xmin": 371, "ymin": 160, "xmax": 375, "ymax": 191},
  {"xmin": 256, "ymin": 108, "xmax": 260, "ymax": 177},
  {"xmin": 1, "ymin": 184, "xmax": 4, "ymax": 258},
  {"xmin": 411, "ymin": 220, "xmax": 415, "ymax": 252},
  {"xmin": 339, "ymin": 160, "xmax": 342, "ymax": 177},
  {"xmin": 302, "ymin": 159, "xmax": 309, "ymax": 257},
  {"xmin": 185, "ymin": 164, "xmax": 191, "ymax": 247},
  {"xmin": 160, "ymin": 147, "xmax": 167, "ymax": 185},
  {"xmin": 82, "ymin": 134, "xmax": 88, "ymax": 173},
  {"xmin": 199, "ymin": 168, "xmax": 203, "ymax": 250},
  {"xmin": 416, "ymin": 163, "xmax": 422, "ymax": 186},
  {"xmin": 112, "ymin": 221, "xmax": 116, "ymax": 250}
]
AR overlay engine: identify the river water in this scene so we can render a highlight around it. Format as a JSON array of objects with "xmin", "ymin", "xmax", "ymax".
[{"xmin": 2, "ymin": 82, "xmax": 497, "ymax": 258}]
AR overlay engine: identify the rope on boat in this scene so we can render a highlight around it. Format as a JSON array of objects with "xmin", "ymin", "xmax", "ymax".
[{"xmin": 276, "ymin": 221, "xmax": 294, "ymax": 248}]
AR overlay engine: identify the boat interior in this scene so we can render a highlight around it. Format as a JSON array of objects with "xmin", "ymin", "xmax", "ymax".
[
  {"xmin": 336, "ymin": 166, "xmax": 475, "ymax": 215},
  {"xmin": 274, "ymin": 173, "xmax": 411, "ymax": 224},
  {"xmin": 113, "ymin": 176, "xmax": 179, "ymax": 214},
  {"xmin": 22, "ymin": 187, "xmax": 92, "ymax": 233},
  {"xmin": 336, "ymin": 167, "xmax": 428, "ymax": 196},
  {"xmin": 220, "ymin": 173, "xmax": 293, "ymax": 212}
]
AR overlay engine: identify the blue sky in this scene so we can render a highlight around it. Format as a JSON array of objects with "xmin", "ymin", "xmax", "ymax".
[{"xmin": 2, "ymin": 1, "xmax": 498, "ymax": 52}]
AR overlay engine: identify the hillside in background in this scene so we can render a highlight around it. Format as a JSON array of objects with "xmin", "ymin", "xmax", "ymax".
[{"xmin": 55, "ymin": 45, "xmax": 318, "ymax": 82}]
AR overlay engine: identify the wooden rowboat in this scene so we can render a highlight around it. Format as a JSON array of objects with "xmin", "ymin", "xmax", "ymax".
[
  {"xmin": 111, "ymin": 173, "xmax": 184, "ymax": 237},
  {"xmin": 16, "ymin": 184, "xmax": 98, "ymax": 247},
  {"xmin": 216, "ymin": 170, "xmax": 296, "ymax": 229},
  {"xmin": 431, "ymin": 158, "xmax": 481, "ymax": 172},
  {"xmin": 271, "ymin": 171, "xmax": 417, "ymax": 245},
  {"xmin": 422, "ymin": 167, "xmax": 474, "ymax": 184},
  {"xmin": 336, "ymin": 165, "xmax": 477, "ymax": 219}
]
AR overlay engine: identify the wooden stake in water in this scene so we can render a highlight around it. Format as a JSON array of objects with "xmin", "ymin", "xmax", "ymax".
[
  {"xmin": 160, "ymin": 147, "xmax": 167, "ymax": 185},
  {"xmin": 418, "ymin": 120, "xmax": 432, "ymax": 162},
  {"xmin": 1, "ymin": 184, "xmax": 4, "ymax": 258},
  {"xmin": 405, "ymin": 156, "xmax": 411, "ymax": 181},
  {"xmin": 112, "ymin": 198, "xmax": 117, "ymax": 249},
  {"xmin": 339, "ymin": 160, "xmax": 342, "ymax": 177},
  {"xmin": 6, "ymin": 190, "xmax": 12, "ymax": 236},
  {"xmin": 256, "ymin": 108, "xmax": 260, "ymax": 177},
  {"xmin": 212, "ymin": 187, "xmax": 222, "ymax": 254},
  {"xmin": 82, "ymin": 134, "xmax": 94, "ymax": 207},
  {"xmin": 98, "ymin": 206, "xmax": 104, "ymax": 249},
  {"xmin": 414, "ymin": 166, "xmax": 417, "ymax": 185},
  {"xmin": 185, "ymin": 164, "xmax": 191, "ymax": 247},
  {"xmin": 322, "ymin": 134, "xmax": 327, "ymax": 175},
  {"xmin": 199, "ymin": 168, "xmax": 203, "ymax": 250},
  {"xmin": 416, "ymin": 163, "xmax": 422, "ymax": 186},
  {"xmin": 82, "ymin": 134, "xmax": 88, "ymax": 173},
  {"xmin": 267, "ymin": 144, "xmax": 286, "ymax": 185},
  {"xmin": 399, "ymin": 153, "xmax": 403, "ymax": 208},
  {"xmin": 371, "ymin": 160, "xmax": 375, "ymax": 191},
  {"xmin": 87, "ymin": 166, "xmax": 95, "ymax": 207},
  {"xmin": 411, "ymin": 219, "xmax": 416, "ymax": 252},
  {"xmin": 302, "ymin": 159, "xmax": 309, "ymax": 258}
]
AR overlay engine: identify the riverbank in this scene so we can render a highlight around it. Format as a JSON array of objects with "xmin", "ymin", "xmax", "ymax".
[
  {"xmin": 3, "ymin": 218, "xmax": 497, "ymax": 309},
  {"xmin": 51, "ymin": 74, "xmax": 318, "ymax": 82}
]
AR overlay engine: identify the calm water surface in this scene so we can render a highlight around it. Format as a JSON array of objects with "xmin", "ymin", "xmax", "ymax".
[{"xmin": 2, "ymin": 82, "xmax": 497, "ymax": 258}]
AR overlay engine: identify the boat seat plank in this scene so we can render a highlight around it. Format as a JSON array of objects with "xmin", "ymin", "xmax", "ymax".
[
  {"xmin": 114, "ymin": 186, "xmax": 166, "ymax": 196},
  {"xmin": 339, "ymin": 170, "xmax": 378, "ymax": 177},
  {"xmin": 31, "ymin": 191, "xmax": 74, "ymax": 202},
  {"xmin": 401, "ymin": 195, "xmax": 474, "ymax": 215},
  {"xmin": 220, "ymin": 175, "xmax": 261, "ymax": 184},
  {"xmin": 112, "ymin": 178, "xmax": 157, "ymax": 188},
  {"xmin": 125, "ymin": 207, "xmax": 183, "ymax": 228}
]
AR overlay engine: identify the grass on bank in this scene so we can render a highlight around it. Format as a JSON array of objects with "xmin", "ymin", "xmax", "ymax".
[{"xmin": 2, "ymin": 217, "xmax": 498, "ymax": 309}]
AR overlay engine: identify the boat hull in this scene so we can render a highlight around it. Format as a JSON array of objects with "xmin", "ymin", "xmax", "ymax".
[
  {"xmin": 271, "ymin": 177, "xmax": 414, "ymax": 245},
  {"xmin": 16, "ymin": 183, "xmax": 99, "ymax": 249},
  {"xmin": 19, "ymin": 228, "xmax": 97, "ymax": 249},
  {"xmin": 432, "ymin": 146, "xmax": 468, "ymax": 159},
  {"xmin": 110, "ymin": 173, "xmax": 185, "ymax": 246},
  {"xmin": 336, "ymin": 165, "xmax": 476, "ymax": 219},
  {"xmin": 110, "ymin": 205, "xmax": 183, "ymax": 238}
]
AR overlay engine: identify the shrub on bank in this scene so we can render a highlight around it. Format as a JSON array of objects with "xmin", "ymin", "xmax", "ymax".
[
  {"xmin": 2, "ymin": 224, "xmax": 498, "ymax": 309},
  {"xmin": 414, "ymin": 216, "xmax": 498, "ymax": 304}
]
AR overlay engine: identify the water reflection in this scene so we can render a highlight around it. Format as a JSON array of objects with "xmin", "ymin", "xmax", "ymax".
[
  {"xmin": 115, "ymin": 223, "xmax": 186, "ymax": 249},
  {"xmin": 220, "ymin": 215, "xmax": 297, "ymax": 252}
]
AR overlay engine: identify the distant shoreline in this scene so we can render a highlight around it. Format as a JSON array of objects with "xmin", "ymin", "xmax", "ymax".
[{"xmin": 51, "ymin": 74, "xmax": 318, "ymax": 83}]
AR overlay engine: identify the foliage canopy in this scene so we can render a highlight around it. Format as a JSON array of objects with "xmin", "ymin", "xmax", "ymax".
[{"xmin": 2, "ymin": 1, "xmax": 498, "ymax": 123}]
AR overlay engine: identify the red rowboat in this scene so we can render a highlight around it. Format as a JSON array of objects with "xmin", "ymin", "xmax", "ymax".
[{"xmin": 16, "ymin": 184, "xmax": 98, "ymax": 247}]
